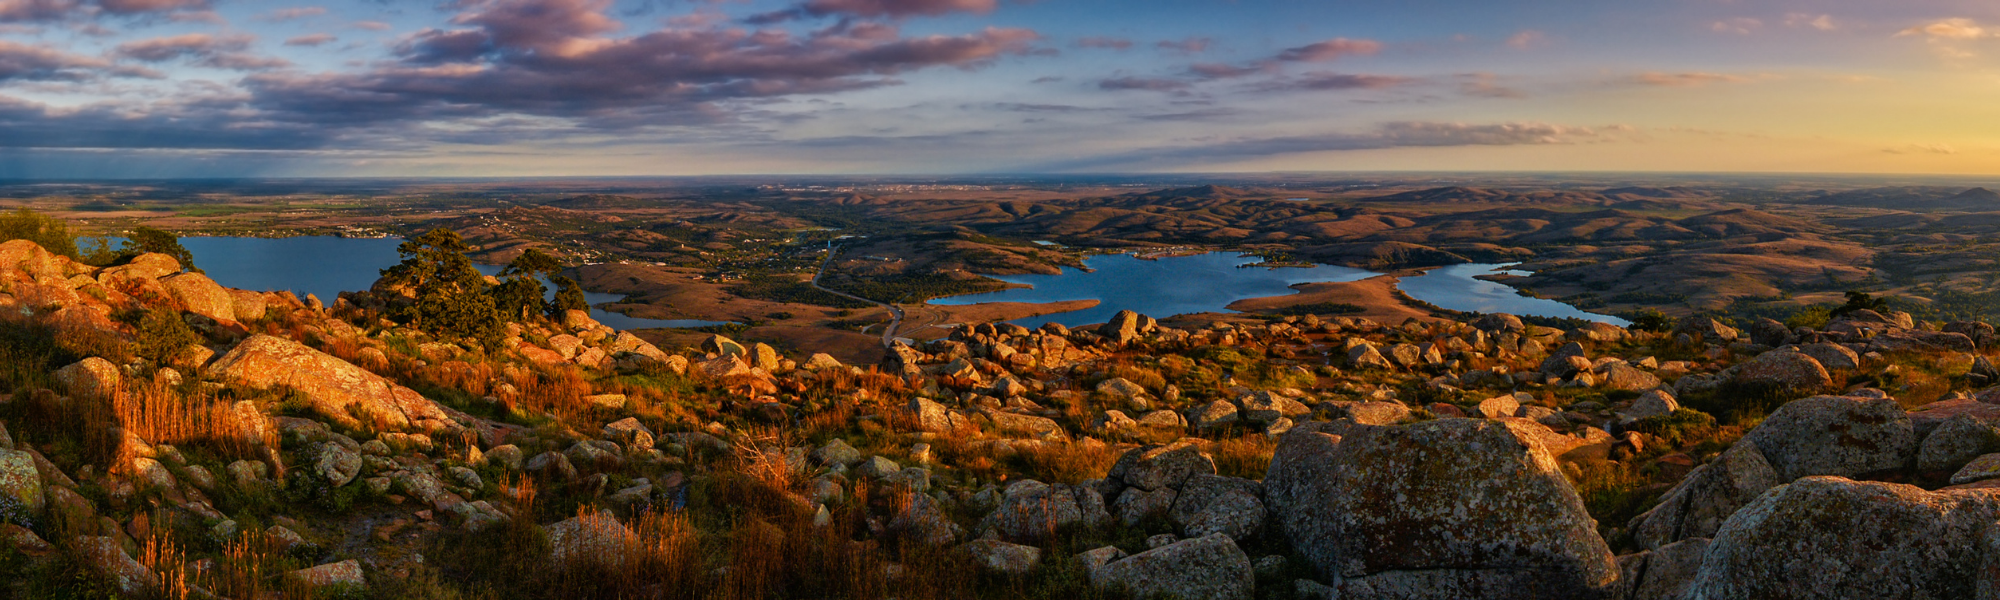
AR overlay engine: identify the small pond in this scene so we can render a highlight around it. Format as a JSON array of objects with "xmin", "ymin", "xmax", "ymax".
[{"xmin": 928, "ymin": 252, "xmax": 1377, "ymax": 328}]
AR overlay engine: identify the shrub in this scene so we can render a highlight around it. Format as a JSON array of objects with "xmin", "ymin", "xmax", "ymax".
[
  {"xmin": 120, "ymin": 308, "xmax": 199, "ymax": 365},
  {"xmin": 0, "ymin": 207, "xmax": 78, "ymax": 258},
  {"xmin": 1784, "ymin": 305, "xmax": 1832, "ymax": 330},
  {"xmin": 1626, "ymin": 408, "xmax": 1718, "ymax": 448},
  {"xmin": 1628, "ymin": 309, "xmax": 1675, "ymax": 332}
]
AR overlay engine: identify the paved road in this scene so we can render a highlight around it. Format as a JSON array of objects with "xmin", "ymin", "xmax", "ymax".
[{"xmin": 812, "ymin": 241, "xmax": 903, "ymax": 348}]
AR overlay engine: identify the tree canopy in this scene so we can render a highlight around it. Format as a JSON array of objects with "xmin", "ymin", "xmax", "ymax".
[
  {"xmin": 380, "ymin": 229, "xmax": 500, "ymax": 341},
  {"xmin": 0, "ymin": 208, "xmax": 79, "ymax": 259}
]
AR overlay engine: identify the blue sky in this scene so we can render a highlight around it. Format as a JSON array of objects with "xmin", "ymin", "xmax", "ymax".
[{"xmin": 2, "ymin": 0, "xmax": 1998, "ymax": 177}]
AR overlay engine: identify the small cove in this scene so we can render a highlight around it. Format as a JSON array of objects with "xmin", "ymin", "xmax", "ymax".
[
  {"xmin": 928, "ymin": 252, "xmax": 1378, "ymax": 328},
  {"xmin": 170, "ymin": 236, "xmax": 728, "ymax": 330}
]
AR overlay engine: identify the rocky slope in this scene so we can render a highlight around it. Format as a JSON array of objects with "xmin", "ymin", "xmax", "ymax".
[{"xmin": 4, "ymin": 237, "xmax": 2000, "ymax": 599}]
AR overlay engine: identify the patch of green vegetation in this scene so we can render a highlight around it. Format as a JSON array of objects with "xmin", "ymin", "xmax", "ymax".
[
  {"xmin": 728, "ymin": 275, "xmax": 871, "ymax": 308},
  {"xmin": 822, "ymin": 271, "xmax": 1009, "ymax": 303},
  {"xmin": 1627, "ymin": 409, "xmax": 1719, "ymax": 448}
]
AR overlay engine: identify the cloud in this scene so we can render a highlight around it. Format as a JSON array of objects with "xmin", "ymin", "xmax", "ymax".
[
  {"xmin": 1711, "ymin": 18, "xmax": 1761, "ymax": 35},
  {"xmin": 259, "ymin": 6, "xmax": 325, "ymax": 22},
  {"xmin": 352, "ymin": 20, "xmax": 390, "ymax": 31},
  {"xmin": 0, "ymin": 0, "xmax": 209, "ymax": 22},
  {"xmin": 0, "ymin": 39, "xmax": 119, "ymax": 81},
  {"xmin": 1784, "ymin": 13, "xmax": 1836, "ymax": 31},
  {"xmin": 113, "ymin": 33, "xmax": 289, "ymax": 70},
  {"xmin": 1883, "ymin": 143, "xmax": 1957, "ymax": 155},
  {"xmin": 0, "ymin": 94, "xmax": 340, "ymax": 150},
  {"xmin": 1042, "ymin": 121, "xmax": 1633, "ymax": 169},
  {"xmin": 284, "ymin": 33, "xmax": 336, "ymax": 47},
  {"xmin": 1274, "ymin": 38, "xmax": 1382, "ymax": 62},
  {"xmin": 749, "ymin": 0, "xmax": 995, "ymax": 23},
  {"xmin": 1627, "ymin": 71, "xmax": 1761, "ymax": 86},
  {"xmin": 1456, "ymin": 72, "xmax": 1522, "ymax": 98},
  {"xmin": 1505, "ymin": 30, "xmax": 1544, "ymax": 49},
  {"xmin": 243, "ymin": 0, "xmax": 1045, "ymax": 131},
  {"xmin": 1155, "ymin": 37, "xmax": 1210, "ymax": 54},
  {"xmin": 1254, "ymin": 71, "xmax": 1411, "ymax": 92},
  {"xmin": 1097, "ymin": 76, "xmax": 1188, "ymax": 91},
  {"xmin": 1073, "ymin": 36, "xmax": 1131, "ymax": 50},
  {"xmin": 1187, "ymin": 62, "xmax": 1264, "ymax": 79},
  {"xmin": 1899, "ymin": 18, "xmax": 1988, "ymax": 40}
]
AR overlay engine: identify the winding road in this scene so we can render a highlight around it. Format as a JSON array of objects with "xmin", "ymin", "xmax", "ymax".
[{"xmin": 812, "ymin": 241, "xmax": 904, "ymax": 348}]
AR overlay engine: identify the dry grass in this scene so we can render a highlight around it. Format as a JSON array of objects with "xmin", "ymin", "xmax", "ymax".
[
  {"xmin": 1008, "ymin": 442, "xmax": 1118, "ymax": 485},
  {"xmin": 115, "ymin": 375, "xmax": 273, "ymax": 465},
  {"xmin": 1206, "ymin": 436, "xmax": 1276, "ymax": 480}
]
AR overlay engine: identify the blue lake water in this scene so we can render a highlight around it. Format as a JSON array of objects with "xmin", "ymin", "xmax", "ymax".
[
  {"xmin": 167, "ymin": 236, "xmax": 727, "ymax": 330},
  {"xmin": 1397, "ymin": 263, "xmax": 1630, "ymax": 326},
  {"xmin": 928, "ymin": 252, "xmax": 1377, "ymax": 328}
]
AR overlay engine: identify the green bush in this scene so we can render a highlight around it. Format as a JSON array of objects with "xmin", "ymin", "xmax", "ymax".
[
  {"xmin": 0, "ymin": 208, "xmax": 78, "ymax": 259},
  {"xmin": 1626, "ymin": 408, "xmax": 1718, "ymax": 448},
  {"xmin": 119, "ymin": 307, "xmax": 200, "ymax": 365}
]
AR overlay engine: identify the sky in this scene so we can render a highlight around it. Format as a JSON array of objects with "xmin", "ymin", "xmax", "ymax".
[{"xmin": 2, "ymin": 0, "xmax": 2000, "ymax": 178}]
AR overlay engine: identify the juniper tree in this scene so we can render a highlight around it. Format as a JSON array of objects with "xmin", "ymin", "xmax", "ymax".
[{"xmin": 379, "ymin": 228, "xmax": 500, "ymax": 341}]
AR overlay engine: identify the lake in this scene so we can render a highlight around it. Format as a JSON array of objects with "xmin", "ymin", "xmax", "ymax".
[
  {"xmin": 1396, "ymin": 263, "xmax": 1630, "ymax": 326},
  {"xmin": 929, "ymin": 252, "xmax": 1377, "ymax": 328},
  {"xmin": 171, "ymin": 236, "xmax": 728, "ymax": 330}
]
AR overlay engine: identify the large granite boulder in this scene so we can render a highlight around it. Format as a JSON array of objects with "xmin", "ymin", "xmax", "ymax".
[
  {"xmin": 1108, "ymin": 440, "xmax": 1216, "ymax": 492},
  {"xmin": 1627, "ymin": 439, "xmax": 1782, "ymax": 549},
  {"xmin": 0, "ymin": 449, "xmax": 44, "ymax": 522},
  {"xmin": 1090, "ymin": 533, "xmax": 1253, "ymax": 600},
  {"xmin": 1265, "ymin": 419, "xmax": 1618, "ymax": 599},
  {"xmin": 160, "ymin": 272, "xmax": 237, "ymax": 323},
  {"xmin": 210, "ymin": 335, "xmax": 460, "ymax": 433},
  {"xmin": 1168, "ymin": 474, "xmax": 1265, "ymax": 541},
  {"xmin": 546, "ymin": 511, "xmax": 634, "ymax": 567},
  {"xmin": 1917, "ymin": 414, "xmax": 2000, "ymax": 473},
  {"xmin": 53, "ymin": 357, "xmax": 120, "ymax": 401},
  {"xmin": 1730, "ymin": 349, "xmax": 1833, "ymax": 394},
  {"xmin": 1685, "ymin": 477, "xmax": 2000, "ymax": 600},
  {"xmin": 1617, "ymin": 538, "xmax": 1709, "ymax": 600},
  {"xmin": 979, "ymin": 480, "xmax": 1109, "ymax": 542},
  {"xmin": 1740, "ymin": 394, "xmax": 1914, "ymax": 482}
]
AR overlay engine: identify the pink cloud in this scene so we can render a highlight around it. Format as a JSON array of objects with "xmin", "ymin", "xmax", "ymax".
[
  {"xmin": 1074, "ymin": 36, "xmax": 1132, "ymax": 50},
  {"xmin": 1506, "ymin": 30, "xmax": 1544, "ymax": 49},
  {"xmin": 285, "ymin": 33, "xmax": 336, "ymax": 47}
]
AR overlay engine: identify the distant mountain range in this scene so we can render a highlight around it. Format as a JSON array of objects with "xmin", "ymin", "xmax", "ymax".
[{"xmin": 1792, "ymin": 186, "xmax": 2000, "ymax": 211}]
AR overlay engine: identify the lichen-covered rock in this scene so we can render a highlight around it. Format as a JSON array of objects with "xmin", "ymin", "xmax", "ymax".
[
  {"xmin": 210, "ymin": 335, "xmax": 460, "ymax": 433},
  {"xmin": 286, "ymin": 560, "xmax": 365, "ymax": 593},
  {"xmin": 74, "ymin": 536, "xmax": 152, "ymax": 596},
  {"xmin": 1795, "ymin": 343, "xmax": 1859, "ymax": 370},
  {"xmin": 1169, "ymin": 474, "xmax": 1265, "ymax": 541},
  {"xmin": 54, "ymin": 357, "xmax": 120, "ymax": 400},
  {"xmin": 1091, "ymin": 533, "xmax": 1253, "ymax": 600},
  {"xmin": 889, "ymin": 490, "xmax": 962, "ymax": 546},
  {"xmin": 962, "ymin": 539, "xmax": 1042, "ymax": 575},
  {"xmin": 547, "ymin": 511, "xmax": 634, "ymax": 567},
  {"xmin": 1474, "ymin": 394, "xmax": 1520, "ymax": 419},
  {"xmin": 1917, "ymin": 414, "xmax": 2000, "ymax": 473},
  {"xmin": 1107, "ymin": 440, "xmax": 1216, "ymax": 492},
  {"xmin": 161, "ymin": 272, "xmax": 237, "ymax": 323},
  {"xmin": 1265, "ymin": 418, "xmax": 1618, "ymax": 599},
  {"xmin": 1617, "ymin": 537, "xmax": 1709, "ymax": 600},
  {"xmin": 1617, "ymin": 390, "xmax": 1680, "ymax": 425},
  {"xmin": 985, "ymin": 411, "xmax": 1066, "ymax": 440},
  {"xmin": 1741, "ymin": 395, "xmax": 1914, "ymax": 482},
  {"xmin": 1729, "ymin": 349, "xmax": 1833, "ymax": 394},
  {"xmin": 979, "ymin": 480, "xmax": 1109, "ymax": 542},
  {"xmin": 1628, "ymin": 438, "xmax": 1782, "ymax": 550},
  {"xmin": 1335, "ymin": 401, "xmax": 1412, "ymax": 425},
  {"xmin": 1347, "ymin": 344, "xmax": 1393, "ymax": 370},
  {"xmin": 1951, "ymin": 453, "xmax": 2000, "ymax": 485},
  {"xmin": 1193, "ymin": 400, "xmax": 1239, "ymax": 430},
  {"xmin": 313, "ymin": 443, "xmax": 362, "ymax": 487},
  {"xmin": 0, "ymin": 449, "xmax": 44, "ymax": 522},
  {"xmin": 1685, "ymin": 477, "xmax": 2000, "ymax": 600},
  {"xmin": 1599, "ymin": 363, "xmax": 1661, "ymax": 392},
  {"xmin": 1113, "ymin": 486, "xmax": 1176, "ymax": 527}
]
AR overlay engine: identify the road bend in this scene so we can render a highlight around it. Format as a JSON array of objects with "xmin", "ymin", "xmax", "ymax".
[{"xmin": 811, "ymin": 241, "xmax": 904, "ymax": 349}]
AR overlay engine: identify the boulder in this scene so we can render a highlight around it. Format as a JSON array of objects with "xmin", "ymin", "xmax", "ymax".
[
  {"xmin": 1192, "ymin": 401, "xmax": 1239, "ymax": 430},
  {"xmin": 74, "ymin": 536, "xmax": 152, "ymax": 596},
  {"xmin": 313, "ymin": 443, "xmax": 362, "ymax": 487},
  {"xmin": 889, "ymin": 490, "xmax": 961, "ymax": 546},
  {"xmin": 1685, "ymin": 477, "xmax": 2000, "ymax": 600},
  {"xmin": 286, "ymin": 560, "xmax": 366, "ymax": 593},
  {"xmin": 1628, "ymin": 439, "xmax": 1783, "ymax": 549},
  {"xmin": 1113, "ymin": 486, "xmax": 1176, "ymax": 526},
  {"xmin": 962, "ymin": 539, "xmax": 1042, "ymax": 575},
  {"xmin": 1917, "ymin": 414, "xmax": 2000, "ymax": 473},
  {"xmin": 1741, "ymin": 395, "xmax": 1914, "ymax": 482},
  {"xmin": 1617, "ymin": 390, "xmax": 1680, "ymax": 425},
  {"xmin": 703, "ymin": 335, "xmax": 747, "ymax": 358},
  {"xmin": 1099, "ymin": 310, "xmax": 1144, "ymax": 346},
  {"xmin": 1795, "ymin": 343, "xmax": 1859, "ymax": 371},
  {"xmin": 1730, "ymin": 349, "xmax": 1833, "ymax": 394},
  {"xmin": 210, "ymin": 335, "xmax": 460, "ymax": 433},
  {"xmin": 1169, "ymin": 474, "xmax": 1265, "ymax": 541},
  {"xmin": 1096, "ymin": 377, "xmax": 1146, "ymax": 401},
  {"xmin": 979, "ymin": 480, "xmax": 1109, "ymax": 543},
  {"xmin": 1474, "ymin": 394, "xmax": 1520, "ymax": 419},
  {"xmin": 1618, "ymin": 537, "xmax": 1709, "ymax": 600},
  {"xmin": 1090, "ymin": 533, "xmax": 1253, "ymax": 600},
  {"xmin": 1748, "ymin": 318, "xmax": 1792, "ymax": 347},
  {"xmin": 0, "ymin": 449, "xmax": 44, "ymax": 521},
  {"xmin": 986, "ymin": 411, "xmax": 1066, "ymax": 440},
  {"xmin": 1952, "ymin": 453, "xmax": 2000, "ymax": 485},
  {"xmin": 1335, "ymin": 401, "xmax": 1412, "ymax": 425},
  {"xmin": 1598, "ymin": 363, "xmax": 1660, "ymax": 392},
  {"xmin": 1264, "ymin": 419, "xmax": 1618, "ymax": 599},
  {"xmin": 1108, "ymin": 440, "xmax": 1216, "ymax": 491},
  {"xmin": 1347, "ymin": 345, "xmax": 1394, "ymax": 370},
  {"xmin": 812, "ymin": 438, "xmax": 862, "ymax": 467},
  {"xmin": 55, "ymin": 357, "xmax": 121, "ymax": 400},
  {"xmin": 1239, "ymin": 392, "xmax": 1310, "ymax": 424},
  {"xmin": 160, "ymin": 272, "xmax": 237, "ymax": 322},
  {"xmin": 547, "ymin": 511, "xmax": 633, "ymax": 567}
]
